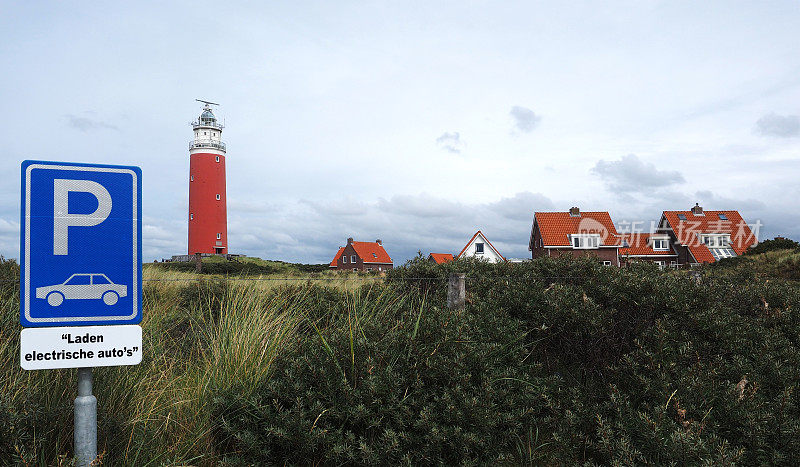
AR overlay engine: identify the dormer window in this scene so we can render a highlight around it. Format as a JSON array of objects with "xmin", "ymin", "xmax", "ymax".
[
  {"xmin": 700, "ymin": 234, "xmax": 731, "ymax": 248},
  {"xmin": 475, "ymin": 243, "xmax": 485, "ymax": 254},
  {"xmin": 652, "ymin": 239, "xmax": 669, "ymax": 250},
  {"xmin": 571, "ymin": 234, "xmax": 600, "ymax": 249},
  {"xmin": 677, "ymin": 214, "xmax": 687, "ymax": 221},
  {"xmin": 718, "ymin": 213, "xmax": 728, "ymax": 220}
]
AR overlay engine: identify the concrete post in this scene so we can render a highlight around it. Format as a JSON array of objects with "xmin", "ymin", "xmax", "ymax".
[
  {"xmin": 195, "ymin": 253, "xmax": 202, "ymax": 273},
  {"xmin": 74, "ymin": 367, "xmax": 97, "ymax": 466},
  {"xmin": 447, "ymin": 273, "xmax": 466, "ymax": 310}
]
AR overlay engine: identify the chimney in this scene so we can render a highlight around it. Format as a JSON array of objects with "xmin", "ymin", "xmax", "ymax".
[
  {"xmin": 347, "ymin": 237, "xmax": 354, "ymax": 245},
  {"xmin": 691, "ymin": 203, "xmax": 703, "ymax": 215},
  {"xmin": 376, "ymin": 239, "xmax": 382, "ymax": 245},
  {"xmin": 569, "ymin": 206, "xmax": 580, "ymax": 217}
]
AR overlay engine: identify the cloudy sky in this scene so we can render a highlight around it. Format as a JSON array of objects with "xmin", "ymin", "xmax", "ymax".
[{"xmin": 2, "ymin": 1, "xmax": 799, "ymax": 264}]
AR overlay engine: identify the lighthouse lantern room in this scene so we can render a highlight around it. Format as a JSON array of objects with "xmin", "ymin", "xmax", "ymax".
[{"xmin": 188, "ymin": 100, "xmax": 228, "ymax": 255}]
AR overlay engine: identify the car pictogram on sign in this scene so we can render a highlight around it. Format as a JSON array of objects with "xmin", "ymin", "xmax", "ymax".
[{"xmin": 35, "ymin": 274, "xmax": 128, "ymax": 307}]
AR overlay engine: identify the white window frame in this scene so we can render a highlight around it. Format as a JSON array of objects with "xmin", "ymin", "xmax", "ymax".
[
  {"xmin": 652, "ymin": 239, "xmax": 669, "ymax": 251},
  {"xmin": 570, "ymin": 234, "xmax": 600, "ymax": 249},
  {"xmin": 216, "ymin": 194, "xmax": 221, "ymax": 200},
  {"xmin": 190, "ymin": 175, "xmax": 194, "ymax": 181},
  {"xmin": 602, "ymin": 260, "xmax": 612, "ymax": 266},
  {"xmin": 475, "ymin": 242, "xmax": 485, "ymax": 254},
  {"xmin": 353, "ymin": 268, "xmax": 358, "ymax": 272},
  {"xmin": 215, "ymin": 156, "xmax": 220, "ymax": 162},
  {"xmin": 351, "ymin": 255, "xmax": 357, "ymax": 263},
  {"xmin": 342, "ymin": 255, "xmax": 347, "ymax": 264},
  {"xmin": 700, "ymin": 234, "xmax": 731, "ymax": 248},
  {"xmin": 216, "ymin": 233, "xmax": 221, "ymax": 240},
  {"xmin": 190, "ymin": 213, "xmax": 193, "ymax": 220}
]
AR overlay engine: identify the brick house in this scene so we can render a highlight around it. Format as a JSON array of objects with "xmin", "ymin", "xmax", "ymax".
[
  {"xmin": 619, "ymin": 233, "xmax": 679, "ymax": 268},
  {"xmin": 529, "ymin": 207, "xmax": 622, "ymax": 266},
  {"xmin": 656, "ymin": 204, "xmax": 757, "ymax": 264},
  {"xmin": 428, "ymin": 253, "xmax": 454, "ymax": 264},
  {"xmin": 329, "ymin": 238, "xmax": 393, "ymax": 272}
]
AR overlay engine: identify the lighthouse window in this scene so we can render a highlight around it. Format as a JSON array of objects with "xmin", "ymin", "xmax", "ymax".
[
  {"xmin": 215, "ymin": 156, "xmax": 220, "ymax": 162},
  {"xmin": 190, "ymin": 175, "xmax": 194, "ymax": 181},
  {"xmin": 217, "ymin": 233, "xmax": 221, "ymax": 240},
  {"xmin": 216, "ymin": 194, "xmax": 221, "ymax": 200},
  {"xmin": 190, "ymin": 213, "xmax": 193, "ymax": 220}
]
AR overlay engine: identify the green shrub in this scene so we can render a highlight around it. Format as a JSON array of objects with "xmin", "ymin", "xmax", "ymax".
[
  {"xmin": 746, "ymin": 237, "xmax": 800, "ymax": 255},
  {"xmin": 210, "ymin": 289, "xmax": 554, "ymax": 465}
]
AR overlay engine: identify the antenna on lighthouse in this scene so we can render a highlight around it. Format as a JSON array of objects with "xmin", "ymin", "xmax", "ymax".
[{"xmin": 196, "ymin": 99, "xmax": 219, "ymax": 107}]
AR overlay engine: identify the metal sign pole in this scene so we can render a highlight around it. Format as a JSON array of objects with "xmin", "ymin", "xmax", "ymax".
[{"xmin": 74, "ymin": 367, "xmax": 97, "ymax": 466}]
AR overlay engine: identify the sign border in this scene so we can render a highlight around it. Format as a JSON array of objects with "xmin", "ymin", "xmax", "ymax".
[{"xmin": 21, "ymin": 160, "xmax": 142, "ymax": 326}]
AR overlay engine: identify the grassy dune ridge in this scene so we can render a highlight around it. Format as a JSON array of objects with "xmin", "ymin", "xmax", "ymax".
[{"xmin": 1, "ymin": 252, "xmax": 800, "ymax": 464}]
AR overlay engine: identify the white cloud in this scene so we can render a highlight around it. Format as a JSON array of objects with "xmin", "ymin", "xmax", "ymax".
[
  {"xmin": 509, "ymin": 106, "xmax": 541, "ymax": 133},
  {"xmin": 754, "ymin": 113, "xmax": 800, "ymax": 138},
  {"xmin": 435, "ymin": 132, "xmax": 464, "ymax": 154},
  {"xmin": 592, "ymin": 155, "xmax": 685, "ymax": 193}
]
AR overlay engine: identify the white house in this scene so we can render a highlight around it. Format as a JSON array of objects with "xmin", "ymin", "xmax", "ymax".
[{"xmin": 457, "ymin": 230, "xmax": 506, "ymax": 263}]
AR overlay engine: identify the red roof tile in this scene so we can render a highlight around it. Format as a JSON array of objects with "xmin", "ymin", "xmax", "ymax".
[
  {"xmin": 351, "ymin": 241, "xmax": 393, "ymax": 264},
  {"xmin": 534, "ymin": 211, "xmax": 621, "ymax": 247},
  {"xmin": 329, "ymin": 247, "xmax": 345, "ymax": 267},
  {"xmin": 428, "ymin": 253, "xmax": 454, "ymax": 264},
  {"xmin": 619, "ymin": 233, "xmax": 676, "ymax": 256},
  {"xmin": 661, "ymin": 210, "xmax": 756, "ymax": 263}
]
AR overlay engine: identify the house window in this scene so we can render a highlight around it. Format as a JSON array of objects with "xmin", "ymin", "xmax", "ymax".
[
  {"xmin": 677, "ymin": 214, "xmax": 687, "ymax": 220},
  {"xmin": 378, "ymin": 267, "xmax": 382, "ymax": 271},
  {"xmin": 353, "ymin": 268, "xmax": 358, "ymax": 272},
  {"xmin": 700, "ymin": 234, "xmax": 731, "ymax": 248},
  {"xmin": 655, "ymin": 260, "xmax": 666, "ymax": 269},
  {"xmin": 366, "ymin": 267, "xmax": 373, "ymax": 272},
  {"xmin": 351, "ymin": 255, "xmax": 357, "ymax": 263},
  {"xmin": 710, "ymin": 248, "xmax": 737, "ymax": 260},
  {"xmin": 342, "ymin": 256, "xmax": 347, "ymax": 263},
  {"xmin": 718, "ymin": 213, "xmax": 728, "ymax": 220},
  {"xmin": 652, "ymin": 239, "xmax": 669, "ymax": 250},
  {"xmin": 475, "ymin": 243, "xmax": 484, "ymax": 254},
  {"xmin": 215, "ymin": 156, "xmax": 220, "ymax": 162},
  {"xmin": 670, "ymin": 260, "xmax": 678, "ymax": 267},
  {"xmin": 571, "ymin": 234, "xmax": 600, "ymax": 249},
  {"xmin": 602, "ymin": 261, "xmax": 612, "ymax": 266},
  {"xmin": 217, "ymin": 233, "xmax": 221, "ymax": 240},
  {"xmin": 216, "ymin": 194, "xmax": 221, "ymax": 200}
]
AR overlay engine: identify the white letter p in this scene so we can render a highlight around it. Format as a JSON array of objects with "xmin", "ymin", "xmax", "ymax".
[{"xmin": 53, "ymin": 179, "xmax": 112, "ymax": 255}]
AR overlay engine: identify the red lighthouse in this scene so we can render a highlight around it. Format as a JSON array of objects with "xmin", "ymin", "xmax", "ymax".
[{"xmin": 188, "ymin": 100, "xmax": 228, "ymax": 255}]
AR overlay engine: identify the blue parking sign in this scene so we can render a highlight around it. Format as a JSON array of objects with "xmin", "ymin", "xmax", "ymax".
[{"xmin": 20, "ymin": 161, "xmax": 142, "ymax": 327}]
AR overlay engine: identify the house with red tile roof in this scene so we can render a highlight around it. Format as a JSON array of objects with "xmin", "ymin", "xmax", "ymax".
[
  {"xmin": 619, "ymin": 233, "xmax": 678, "ymax": 268},
  {"xmin": 656, "ymin": 204, "xmax": 757, "ymax": 265},
  {"xmin": 457, "ymin": 231, "xmax": 505, "ymax": 263},
  {"xmin": 529, "ymin": 207, "xmax": 623, "ymax": 266},
  {"xmin": 329, "ymin": 238, "xmax": 393, "ymax": 272},
  {"xmin": 428, "ymin": 253, "xmax": 454, "ymax": 264}
]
